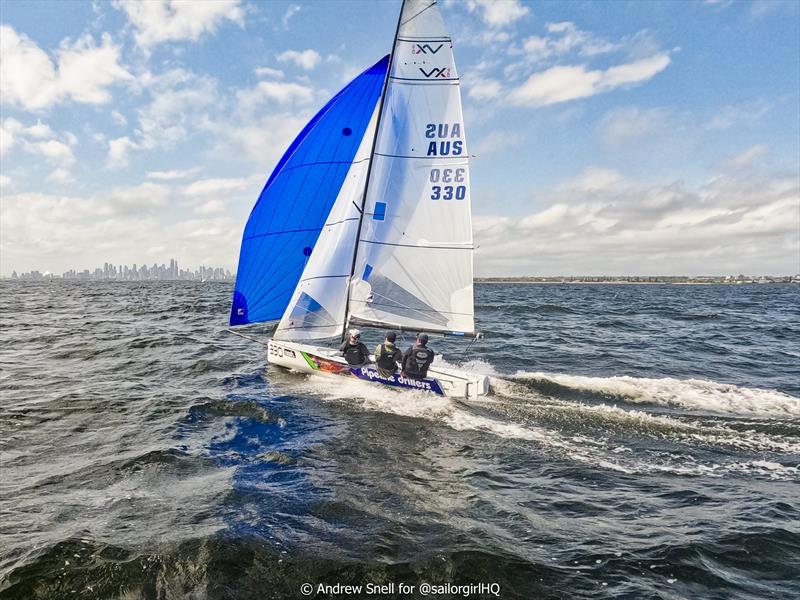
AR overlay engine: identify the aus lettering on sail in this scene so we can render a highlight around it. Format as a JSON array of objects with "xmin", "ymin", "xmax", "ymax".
[{"xmin": 425, "ymin": 122, "xmax": 463, "ymax": 156}]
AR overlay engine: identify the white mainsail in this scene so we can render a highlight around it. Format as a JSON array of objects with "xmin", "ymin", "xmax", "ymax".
[
  {"xmin": 347, "ymin": 0, "xmax": 475, "ymax": 335},
  {"xmin": 275, "ymin": 0, "xmax": 475, "ymax": 341}
]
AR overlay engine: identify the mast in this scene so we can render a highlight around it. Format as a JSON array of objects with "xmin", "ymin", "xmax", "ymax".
[{"xmin": 340, "ymin": 0, "xmax": 407, "ymax": 342}]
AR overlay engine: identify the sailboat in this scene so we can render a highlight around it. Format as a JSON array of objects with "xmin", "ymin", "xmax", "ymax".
[{"xmin": 229, "ymin": 0, "xmax": 489, "ymax": 398}]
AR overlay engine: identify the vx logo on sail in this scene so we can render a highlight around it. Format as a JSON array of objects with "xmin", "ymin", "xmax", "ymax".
[
  {"xmin": 413, "ymin": 43, "xmax": 444, "ymax": 54},
  {"xmin": 419, "ymin": 67, "xmax": 452, "ymax": 79}
]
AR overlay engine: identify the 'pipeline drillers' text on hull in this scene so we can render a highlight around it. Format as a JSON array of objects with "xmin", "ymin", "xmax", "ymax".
[{"xmin": 425, "ymin": 122, "xmax": 463, "ymax": 156}]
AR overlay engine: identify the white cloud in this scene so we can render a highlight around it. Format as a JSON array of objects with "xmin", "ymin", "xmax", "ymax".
[
  {"xmin": 46, "ymin": 168, "xmax": 74, "ymax": 183},
  {"xmin": 107, "ymin": 136, "xmax": 138, "ymax": 167},
  {"xmin": 597, "ymin": 106, "xmax": 672, "ymax": 149},
  {"xmin": 466, "ymin": 0, "xmax": 529, "ymax": 28},
  {"xmin": 282, "ymin": 4, "xmax": 302, "ymax": 29},
  {"xmin": 277, "ymin": 49, "xmax": 321, "ymax": 70},
  {"xmin": 2, "ymin": 117, "xmax": 77, "ymax": 165},
  {"xmin": 727, "ymin": 144, "xmax": 768, "ymax": 169},
  {"xmin": 467, "ymin": 77, "xmax": 503, "ymax": 100},
  {"xmin": 111, "ymin": 110, "xmax": 127, "ymax": 126},
  {"xmin": 0, "ymin": 175, "xmax": 10, "ymax": 188},
  {"xmin": 195, "ymin": 199, "xmax": 225, "ymax": 215},
  {"xmin": 184, "ymin": 177, "xmax": 251, "ymax": 197},
  {"xmin": 146, "ymin": 167, "xmax": 202, "ymax": 181},
  {"xmin": 523, "ymin": 22, "xmax": 618, "ymax": 64},
  {"xmin": 254, "ymin": 66, "xmax": 285, "ymax": 79},
  {"xmin": 473, "ymin": 165, "xmax": 799, "ymax": 276},
  {"xmin": 557, "ymin": 167, "xmax": 628, "ymax": 193},
  {"xmin": 509, "ymin": 54, "xmax": 671, "ymax": 107},
  {"xmin": 105, "ymin": 69, "xmax": 219, "ymax": 166},
  {"xmin": 705, "ymin": 100, "xmax": 772, "ymax": 130},
  {"xmin": 215, "ymin": 113, "xmax": 309, "ymax": 164},
  {"xmin": 23, "ymin": 139, "xmax": 75, "ymax": 166},
  {"xmin": 0, "ymin": 26, "xmax": 132, "ymax": 111},
  {"xmin": 113, "ymin": 0, "xmax": 244, "ymax": 49},
  {"xmin": 236, "ymin": 80, "xmax": 314, "ymax": 112}
]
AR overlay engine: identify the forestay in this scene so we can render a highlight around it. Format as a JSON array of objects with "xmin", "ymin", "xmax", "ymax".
[
  {"xmin": 347, "ymin": 0, "xmax": 475, "ymax": 335},
  {"xmin": 229, "ymin": 57, "xmax": 388, "ymax": 326}
]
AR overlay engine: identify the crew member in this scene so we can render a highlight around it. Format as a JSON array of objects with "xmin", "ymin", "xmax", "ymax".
[
  {"xmin": 338, "ymin": 329, "xmax": 370, "ymax": 367},
  {"xmin": 374, "ymin": 331, "xmax": 402, "ymax": 376},
  {"xmin": 402, "ymin": 333, "xmax": 435, "ymax": 379}
]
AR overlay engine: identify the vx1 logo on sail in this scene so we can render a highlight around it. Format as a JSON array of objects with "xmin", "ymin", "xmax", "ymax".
[{"xmin": 419, "ymin": 67, "xmax": 452, "ymax": 78}]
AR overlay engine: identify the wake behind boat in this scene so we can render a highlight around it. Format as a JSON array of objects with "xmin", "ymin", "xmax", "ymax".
[{"xmin": 229, "ymin": 0, "xmax": 486, "ymax": 398}]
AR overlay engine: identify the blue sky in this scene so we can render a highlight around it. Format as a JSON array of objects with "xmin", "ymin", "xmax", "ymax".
[{"xmin": 1, "ymin": 0, "xmax": 798, "ymax": 276}]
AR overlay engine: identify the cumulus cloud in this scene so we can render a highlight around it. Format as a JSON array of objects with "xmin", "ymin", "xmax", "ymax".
[
  {"xmin": 467, "ymin": 77, "xmax": 503, "ymax": 100},
  {"xmin": 236, "ymin": 80, "xmax": 314, "ymax": 110},
  {"xmin": 2, "ymin": 118, "xmax": 77, "ymax": 165},
  {"xmin": 254, "ymin": 66, "xmax": 285, "ymax": 79},
  {"xmin": 523, "ymin": 22, "xmax": 618, "ymax": 63},
  {"xmin": 106, "ymin": 69, "xmax": 219, "ymax": 167},
  {"xmin": 509, "ymin": 54, "xmax": 671, "ymax": 107},
  {"xmin": 113, "ymin": 0, "xmax": 244, "ymax": 49},
  {"xmin": 466, "ymin": 0, "xmax": 529, "ymax": 28},
  {"xmin": 107, "ymin": 136, "xmax": 138, "ymax": 168},
  {"xmin": 0, "ymin": 25, "xmax": 132, "ymax": 111},
  {"xmin": 473, "ymin": 164, "xmax": 799, "ymax": 276},
  {"xmin": 277, "ymin": 49, "xmax": 321, "ymax": 70}
]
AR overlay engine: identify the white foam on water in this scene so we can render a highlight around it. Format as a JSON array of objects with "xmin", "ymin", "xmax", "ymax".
[
  {"xmin": 512, "ymin": 372, "xmax": 800, "ymax": 417},
  {"xmin": 273, "ymin": 371, "xmax": 800, "ymax": 482},
  {"xmin": 283, "ymin": 372, "xmax": 578, "ymax": 445}
]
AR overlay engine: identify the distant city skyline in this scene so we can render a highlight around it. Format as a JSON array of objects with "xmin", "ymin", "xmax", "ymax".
[{"xmin": 7, "ymin": 258, "xmax": 233, "ymax": 281}]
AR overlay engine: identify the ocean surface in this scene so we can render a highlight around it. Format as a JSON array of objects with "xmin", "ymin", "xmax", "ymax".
[{"xmin": 1, "ymin": 281, "xmax": 798, "ymax": 600}]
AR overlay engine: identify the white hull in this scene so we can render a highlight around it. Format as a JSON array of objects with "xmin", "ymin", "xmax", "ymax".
[{"xmin": 267, "ymin": 339, "xmax": 489, "ymax": 399}]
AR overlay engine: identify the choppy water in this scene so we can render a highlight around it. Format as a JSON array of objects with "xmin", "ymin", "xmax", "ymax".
[{"xmin": 1, "ymin": 281, "xmax": 798, "ymax": 600}]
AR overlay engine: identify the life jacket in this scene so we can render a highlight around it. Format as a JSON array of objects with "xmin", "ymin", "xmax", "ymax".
[
  {"xmin": 405, "ymin": 346, "xmax": 434, "ymax": 376},
  {"xmin": 343, "ymin": 343, "xmax": 366, "ymax": 366},
  {"xmin": 376, "ymin": 343, "xmax": 399, "ymax": 371}
]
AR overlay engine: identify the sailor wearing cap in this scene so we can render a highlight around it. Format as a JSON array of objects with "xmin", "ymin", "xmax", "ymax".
[
  {"xmin": 338, "ymin": 328, "xmax": 370, "ymax": 366},
  {"xmin": 402, "ymin": 333, "xmax": 435, "ymax": 379}
]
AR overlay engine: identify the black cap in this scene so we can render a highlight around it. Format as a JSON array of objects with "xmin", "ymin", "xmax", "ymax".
[
  {"xmin": 385, "ymin": 331, "xmax": 396, "ymax": 342},
  {"xmin": 417, "ymin": 333, "xmax": 429, "ymax": 345}
]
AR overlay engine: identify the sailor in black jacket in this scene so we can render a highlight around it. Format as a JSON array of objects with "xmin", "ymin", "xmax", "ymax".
[
  {"xmin": 402, "ymin": 333, "xmax": 435, "ymax": 379},
  {"xmin": 338, "ymin": 329, "xmax": 370, "ymax": 367}
]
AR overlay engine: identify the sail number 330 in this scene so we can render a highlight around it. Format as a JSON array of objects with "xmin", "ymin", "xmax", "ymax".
[{"xmin": 430, "ymin": 168, "xmax": 466, "ymax": 201}]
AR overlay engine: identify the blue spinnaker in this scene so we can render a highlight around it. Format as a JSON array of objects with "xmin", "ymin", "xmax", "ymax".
[{"xmin": 230, "ymin": 56, "xmax": 389, "ymax": 326}]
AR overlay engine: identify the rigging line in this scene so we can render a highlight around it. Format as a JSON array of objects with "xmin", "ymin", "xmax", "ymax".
[
  {"xmin": 356, "ymin": 288, "xmax": 448, "ymax": 323},
  {"xmin": 400, "ymin": 1, "xmax": 436, "ymax": 26},
  {"xmin": 361, "ymin": 239, "xmax": 473, "ymax": 250},
  {"xmin": 341, "ymin": 0, "xmax": 406, "ymax": 342},
  {"xmin": 226, "ymin": 328, "xmax": 271, "ymax": 347},
  {"xmin": 455, "ymin": 335, "xmax": 479, "ymax": 367}
]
